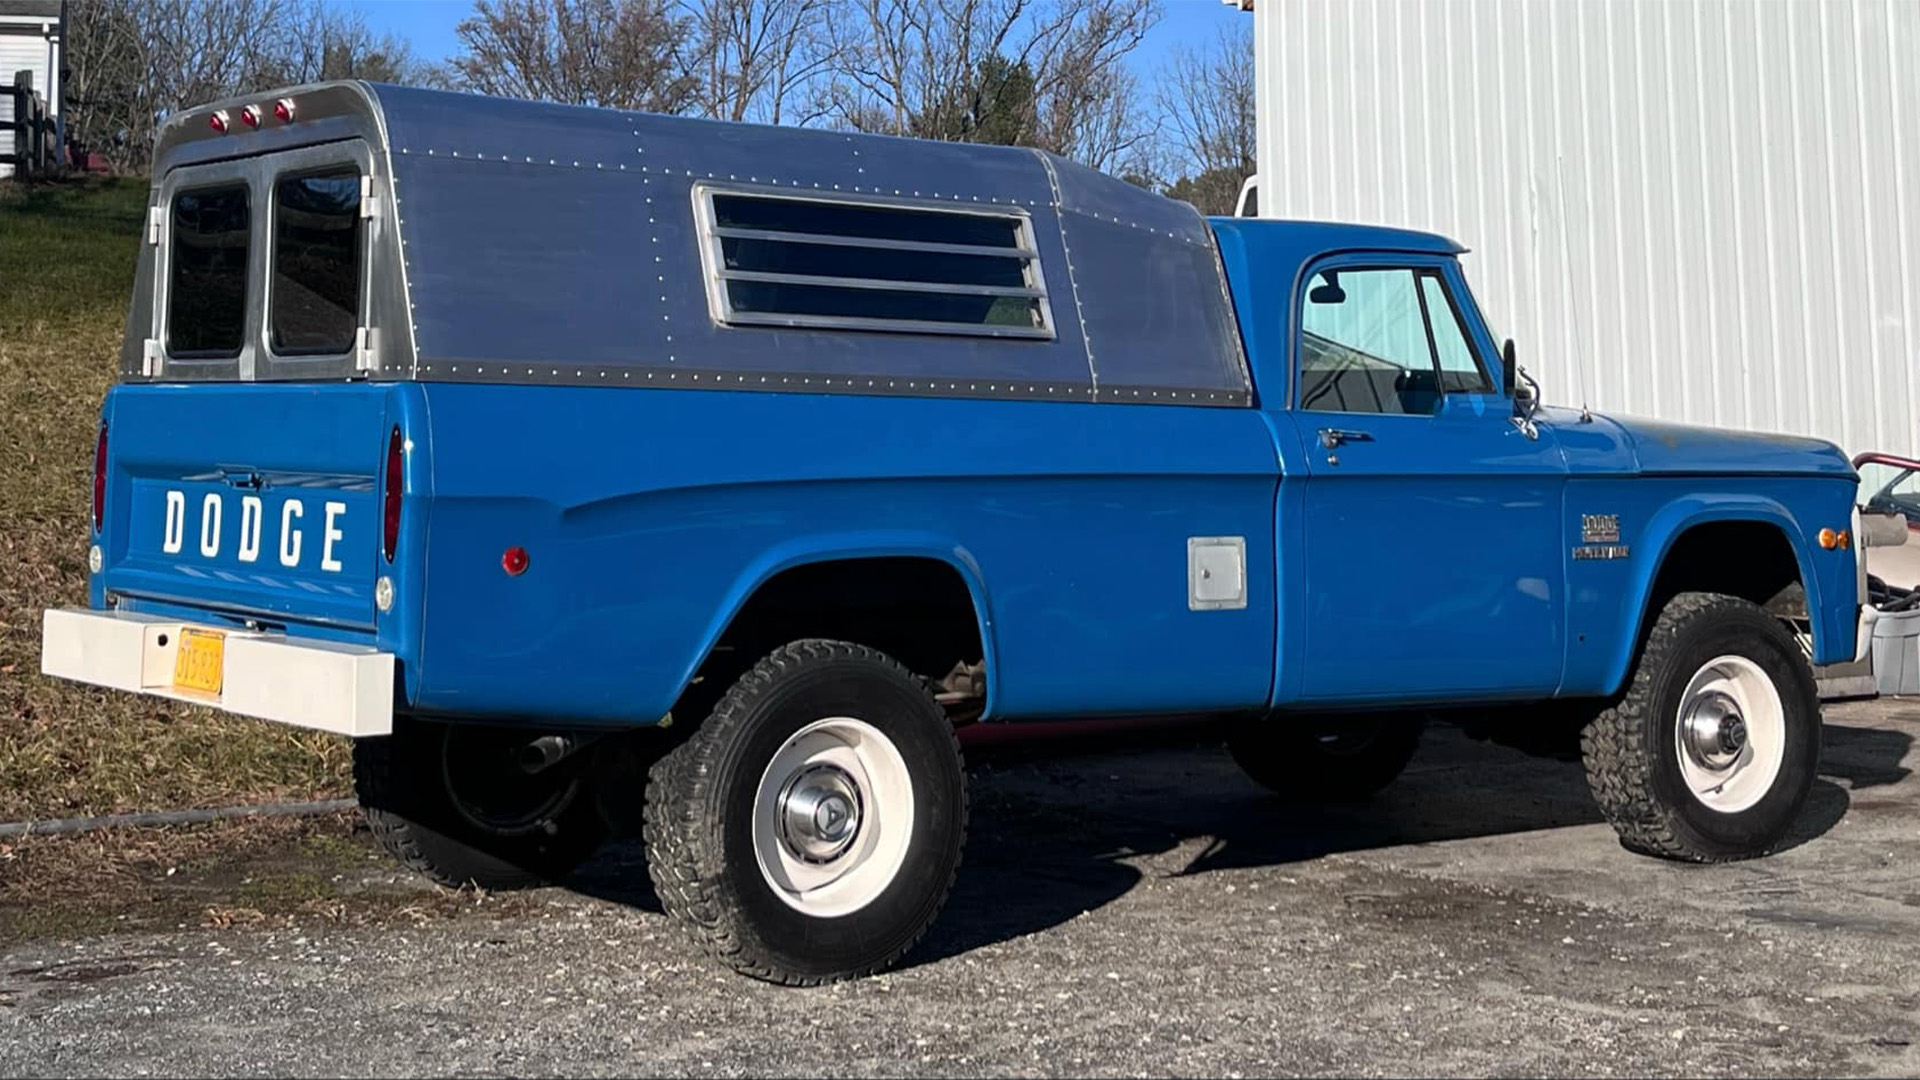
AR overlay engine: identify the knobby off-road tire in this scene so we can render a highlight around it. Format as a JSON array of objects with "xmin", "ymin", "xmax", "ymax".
[
  {"xmin": 355, "ymin": 718, "xmax": 607, "ymax": 889},
  {"xmin": 1581, "ymin": 591, "xmax": 1821, "ymax": 862},
  {"xmin": 1228, "ymin": 713, "xmax": 1425, "ymax": 801},
  {"xmin": 644, "ymin": 640, "xmax": 967, "ymax": 986}
]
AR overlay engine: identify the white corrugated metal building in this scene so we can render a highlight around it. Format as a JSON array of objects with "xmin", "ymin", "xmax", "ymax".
[
  {"xmin": 0, "ymin": 0, "xmax": 61, "ymax": 180},
  {"xmin": 1238, "ymin": 0, "xmax": 1919, "ymax": 460}
]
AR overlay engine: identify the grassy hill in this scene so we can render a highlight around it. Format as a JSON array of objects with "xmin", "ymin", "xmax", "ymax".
[{"xmin": 0, "ymin": 179, "xmax": 349, "ymax": 822}]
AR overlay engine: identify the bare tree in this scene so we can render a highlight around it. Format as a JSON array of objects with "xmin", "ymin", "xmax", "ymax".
[
  {"xmin": 1051, "ymin": 64, "xmax": 1144, "ymax": 173},
  {"xmin": 683, "ymin": 0, "xmax": 836, "ymax": 125},
  {"xmin": 60, "ymin": 0, "xmax": 147, "ymax": 170},
  {"xmin": 818, "ymin": 0, "xmax": 1157, "ymax": 165},
  {"xmin": 440, "ymin": 0, "xmax": 699, "ymax": 113},
  {"xmin": 60, "ymin": 0, "xmax": 428, "ymax": 174},
  {"xmin": 1149, "ymin": 22, "xmax": 1254, "ymax": 214},
  {"xmin": 267, "ymin": 5, "xmax": 426, "ymax": 86}
]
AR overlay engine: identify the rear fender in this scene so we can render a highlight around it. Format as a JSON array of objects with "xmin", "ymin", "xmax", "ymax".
[{"xmin": 677, "ymin": 532, "xmax": 1001, "ymax": 718}]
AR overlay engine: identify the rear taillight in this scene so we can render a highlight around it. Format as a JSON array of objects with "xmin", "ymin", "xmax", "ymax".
[
  {"xmin": 92, "ymin": 421, "xmax": 108, "ymax": 532},
  {"xmin": 383, "ymin": 426, "xmax": 403, "ymax": 563}
]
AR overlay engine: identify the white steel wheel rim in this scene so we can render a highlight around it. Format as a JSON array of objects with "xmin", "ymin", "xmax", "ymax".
[
  {"xmin": 1674, "ymin": 654, "xmax": 1786, "ymax": 814},
  {"xmin": 752, "ymin": 717, "xmax": 915, "ymax": 918}
]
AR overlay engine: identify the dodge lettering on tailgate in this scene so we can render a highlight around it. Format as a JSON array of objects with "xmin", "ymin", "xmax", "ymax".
[{"xmin": 159, "ymin": 490, "xmax": 348, "ymax": 572}]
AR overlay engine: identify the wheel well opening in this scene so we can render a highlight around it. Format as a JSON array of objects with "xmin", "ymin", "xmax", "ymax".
[
  {"xmin": 1650, "ymin": 521, "xmax": 1806, "ymax": 619},
  {"xmin": 680, "ymin": 557, "xmax": 987, "ymax": 717}
]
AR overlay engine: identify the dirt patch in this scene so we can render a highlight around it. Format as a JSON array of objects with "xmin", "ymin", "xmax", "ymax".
[{"xmin": 0, "ymin": 811, "xmax": 550, "ymax": 948}]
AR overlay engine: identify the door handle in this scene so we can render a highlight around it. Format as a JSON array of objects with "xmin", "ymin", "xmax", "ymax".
[{"xmin": 1317, "ymin": 428, "xmax": 1373, "ymax": 449}]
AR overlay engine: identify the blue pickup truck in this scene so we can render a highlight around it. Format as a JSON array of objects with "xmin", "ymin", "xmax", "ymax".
[{"xmin": 42, "ymin": 82, "xmax": 1864, "ymax": 984}]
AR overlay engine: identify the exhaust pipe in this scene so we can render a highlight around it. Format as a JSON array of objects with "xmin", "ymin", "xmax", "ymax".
[{"xmin": 518, "ymin": 734, "xmax": 577, "ymax": 773}]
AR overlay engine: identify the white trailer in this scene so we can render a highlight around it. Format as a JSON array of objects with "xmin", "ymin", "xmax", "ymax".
[{"xmin": 1232, "ymin": 0, "xmax": 1920, "ymax": 461}]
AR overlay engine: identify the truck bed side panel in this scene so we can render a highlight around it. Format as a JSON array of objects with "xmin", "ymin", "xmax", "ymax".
[{"xmin": 413, "ymin": 386, "xmax": 1281, "ymax": 723}]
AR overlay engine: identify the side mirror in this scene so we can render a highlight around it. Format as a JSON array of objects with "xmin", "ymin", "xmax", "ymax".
[{"xmin": 1504, "ymin": 339, "xmax": 1542, "ymax": 440}]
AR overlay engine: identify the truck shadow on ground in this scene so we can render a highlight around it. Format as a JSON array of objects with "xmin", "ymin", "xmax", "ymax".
[
  {"xmin": 566, "ymin": 717, "xmax": 1902, "ymax": 969},
  {"xmin": 906, "ymin": 717, "xmax": 1895, "ymax": 969}
]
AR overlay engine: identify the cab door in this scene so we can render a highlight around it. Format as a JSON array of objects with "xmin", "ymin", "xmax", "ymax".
[{"xmin": 1284, "ymin": 255, "xmax": 1568, "ymax": 703}]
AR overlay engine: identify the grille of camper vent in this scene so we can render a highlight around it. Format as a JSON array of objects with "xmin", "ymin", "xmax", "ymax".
[{"xmin": 695, "ymin": 188, "xmax": 1056, "ymax": 340}]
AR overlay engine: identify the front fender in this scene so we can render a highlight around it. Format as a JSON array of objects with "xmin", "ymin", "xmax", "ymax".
[
  {"xmin": 1593, "ymin": 494, "xmax": 1830, "ymax": 697},
  {"xmin": 676, "ymin": 532, "xmax": 1002, "ymax": 718}
]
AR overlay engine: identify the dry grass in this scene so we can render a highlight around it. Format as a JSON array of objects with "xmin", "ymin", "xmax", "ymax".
[{"xmin": 0, "ymin": 177, "xmax": 351, "ymax": 824}]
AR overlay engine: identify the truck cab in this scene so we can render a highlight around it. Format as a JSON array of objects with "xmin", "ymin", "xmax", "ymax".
[{"xmin": 43, "ymin": 81, "xmax": 1864, "ymax": 986}]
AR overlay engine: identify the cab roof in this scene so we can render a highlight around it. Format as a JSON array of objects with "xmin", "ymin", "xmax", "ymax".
[{"xmin": 1207, "ymin": 216, "xmax": 1468, "ymax": 258}]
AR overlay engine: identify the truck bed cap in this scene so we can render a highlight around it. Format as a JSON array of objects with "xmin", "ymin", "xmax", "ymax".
[{"xmin": 144, "ymin": 82, "xmax": 1253, "ymax": 406}]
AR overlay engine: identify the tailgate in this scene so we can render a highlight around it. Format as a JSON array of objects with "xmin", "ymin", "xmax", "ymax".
[{"xmin": 98, "ymin": 383, "xmax": 408, "ymax": 631}]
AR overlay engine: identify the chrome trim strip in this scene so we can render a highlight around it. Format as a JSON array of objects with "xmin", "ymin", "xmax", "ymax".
[
  {"xmin": 722, "ymin": 311, "xmax": 1054, "ymax": 338},
  {"xmin": 711, "ymin": 225, "xmax": 1037, "ymax": 260},
  {"xmin": 716, "ymin": 268, "xmax": 1045, "ymax": 299}
]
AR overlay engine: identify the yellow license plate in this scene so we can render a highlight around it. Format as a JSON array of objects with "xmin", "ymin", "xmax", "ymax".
[{"xmin": 172, "ymin": 628, "xmax": 226, "ymax": 695}]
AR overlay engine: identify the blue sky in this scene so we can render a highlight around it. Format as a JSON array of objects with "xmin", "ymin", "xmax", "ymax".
[{"xmin": 326, "ymin": 0, "xmax": 1241, "ymax": 78}]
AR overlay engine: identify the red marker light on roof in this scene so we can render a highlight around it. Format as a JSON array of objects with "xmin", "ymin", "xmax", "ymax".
[
  {"xmin": 240, "ymin": 104, "xmax": 261, "ymax": 129},
  {"xmin": 208, "ymin": 110, "xmax": 229, "ymax": 134},
  {"xmin": 273, "ymin": 98, "xmax": 295, "ymax": 123}
]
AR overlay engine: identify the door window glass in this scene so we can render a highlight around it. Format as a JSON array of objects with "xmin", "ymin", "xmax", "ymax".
[
  {"xmin": 271, "ymin": 169, "xmax": 362, "ymax": 355},
  {"xmin": 1299, "ymin": 265, "xmax": 1494, "ymax": 413},
  {"xmin": 167, "ymin": 185, "xmax": 250, "ymax": 358},
  {"xmin": 1299, "ymin": 268, "xmax": 1442, "ymax": 415},
  {"xmin": 1420, "ymin": 273, "xmax": 1494, "ymax": 393}
]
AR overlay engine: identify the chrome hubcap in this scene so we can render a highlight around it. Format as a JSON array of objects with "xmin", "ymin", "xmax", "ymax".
[
  {"xmin": 1674, "ymin": 655, "xmax": 1786, "ymax": 814},
  {"xmin": 751, "ymin": 717, "xmax": 915, "ymax": 918},
  {"xmin": 778, "ymin": 764, "xmax": 863, "ymax": 863},
  {"xmin": 1681, "ymin": 690, "xmax": 1748, "ymax": 771}
]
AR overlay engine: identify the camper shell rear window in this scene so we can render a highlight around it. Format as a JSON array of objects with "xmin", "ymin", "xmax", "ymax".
[
  {"xmin": 166, "ymin": 185, "xmax": 251, "ymax": 359},
  {"xmin": 271, "ymin": 168, "xmax": 363, "ymax": 355},
  {"xmin": 696, "ymin": 187, "xmax": 1055, "ymax": 340}
]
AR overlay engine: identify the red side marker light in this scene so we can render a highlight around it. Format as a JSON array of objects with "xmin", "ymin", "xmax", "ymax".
[
  {"xmin": 240, "ymin": 104, "xmax": 261, "ymax": 129},
  {"xmin": 92, "ymin": 421, "xmax": 108, "ymax": 532},
  {"xmin": 502, "ymin": 546, "xmax": 530, "ymax": 576},
  {"xmin": 273, "ymin": 98, "xmax": 295, "ymax": 124},
  {"xmin": 382, "ymin": 426, "xmax": 403, "ymax": 563},
  {"xmin": 208, "ymin": 110, "xmax": 230, "ymax": 134}
]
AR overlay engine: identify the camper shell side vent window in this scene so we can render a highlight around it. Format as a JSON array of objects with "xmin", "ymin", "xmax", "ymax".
[{"xmin": 694, "ymin": 186, "xmax": 1056, "ymax": 340}]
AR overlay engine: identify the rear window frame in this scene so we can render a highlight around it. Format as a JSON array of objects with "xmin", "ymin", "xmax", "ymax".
[
  {"xmin": 162, "ymin": 180, "xmax": 253, "ymax": 363},
  {"xmin": 152, "ymin": 138, "xmax": 375, "ymax": 382},
  {"xmin": 265, "ymin": 163, "xmax": 368, "ymax": 363},
  {"xmin": 691, "ymin": 182, "xmax": 1057, "ymax": 341}
]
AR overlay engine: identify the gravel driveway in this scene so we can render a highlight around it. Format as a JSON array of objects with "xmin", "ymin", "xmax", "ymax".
[{"xmin": 5, "ymin": 699, "xmax": 1920, "ymax": 1077}]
